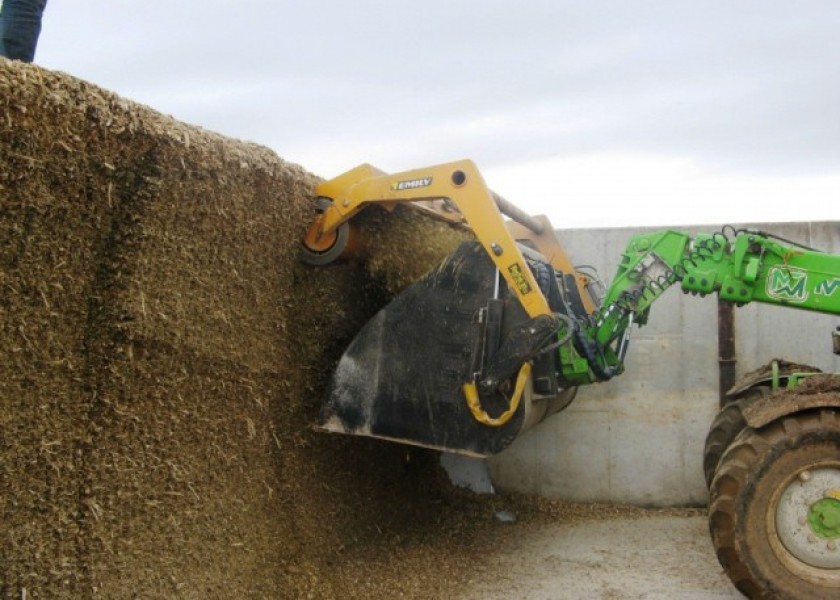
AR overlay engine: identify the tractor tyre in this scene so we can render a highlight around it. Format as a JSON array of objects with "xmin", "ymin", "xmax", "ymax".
[
  {"xmin": 709, "ymin": 407, "xmax": 840, "ymax": 599},
  {"xmin": 702, "ymin": 386, "xmax": 770, "ymax": 489}
]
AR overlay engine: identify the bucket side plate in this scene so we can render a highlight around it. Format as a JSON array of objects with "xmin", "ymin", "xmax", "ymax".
[{"xmin": 319, "ymin": 242, "xmax": 530, "ymax": 456}]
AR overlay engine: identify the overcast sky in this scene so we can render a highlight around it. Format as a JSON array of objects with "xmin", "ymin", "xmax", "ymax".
[{"xmin": 34, "ymin": 1, "xmax": 840, "ymax": 228}]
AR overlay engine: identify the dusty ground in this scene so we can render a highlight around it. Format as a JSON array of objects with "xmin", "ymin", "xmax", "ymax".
[{"xmin": 459, "ymin": 510, "xmax": 743, "ymax": 600}]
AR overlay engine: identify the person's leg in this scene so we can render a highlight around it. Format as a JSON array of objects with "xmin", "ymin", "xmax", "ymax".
[
  {"xmin": 0, "ymin": 0, "xmax": 48, "ymax": 62},
  {"xmin": 0, "ymin": 8, "xmax": 7, "ymax": 58}
]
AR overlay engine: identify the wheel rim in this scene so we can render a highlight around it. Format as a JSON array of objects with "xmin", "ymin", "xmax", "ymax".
[{"xmin": 774, "ymin": 462, "xmax": 840, "ymax": 573}]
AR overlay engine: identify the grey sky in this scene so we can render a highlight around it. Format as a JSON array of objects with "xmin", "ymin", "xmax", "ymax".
[{"xmin": 33, "ymin": 1, "xmax": 840, "ymax": 227}]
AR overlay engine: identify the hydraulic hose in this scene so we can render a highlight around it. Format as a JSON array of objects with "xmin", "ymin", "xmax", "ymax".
[
  {"xmin": 463, "ymin": 362, "xmax": 532, "ymax": 427},
  {"xmin": 574, "ymin": 328, "xmax": 622, "ymax": 382}
]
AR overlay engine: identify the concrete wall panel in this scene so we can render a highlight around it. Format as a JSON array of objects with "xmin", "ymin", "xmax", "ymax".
[{"xmin": 487, "ymin": 221, "xmax": 840, "ymax": 506}]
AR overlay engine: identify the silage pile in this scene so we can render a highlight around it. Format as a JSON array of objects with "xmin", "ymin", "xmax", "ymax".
[{"xmin": 0, "ymin": 59, "xmax": 490, "ymax": 599}]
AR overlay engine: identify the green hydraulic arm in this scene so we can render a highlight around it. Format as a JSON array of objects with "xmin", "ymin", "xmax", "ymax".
[{"xmin": 570, "ymin": 228, "xmax": 840, "ymax": 383}]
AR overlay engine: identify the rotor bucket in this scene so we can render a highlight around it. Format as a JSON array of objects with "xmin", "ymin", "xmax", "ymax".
[{"xmin": 319, "ymin": 241, "xmax": 574, "ymax": 456}]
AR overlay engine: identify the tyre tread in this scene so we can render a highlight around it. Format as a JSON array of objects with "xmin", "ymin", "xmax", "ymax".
[{"xmin": 709, "ymin": 406, "xmax": 840, "ymax": 599}]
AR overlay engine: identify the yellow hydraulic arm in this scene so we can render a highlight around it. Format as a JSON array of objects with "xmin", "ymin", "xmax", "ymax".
[{"xmin": 302, "ymin": 159, "xmax": 594, "ymax": 319}]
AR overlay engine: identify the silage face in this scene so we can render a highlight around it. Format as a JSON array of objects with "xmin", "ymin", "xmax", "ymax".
[{"xmin": 0, "ymin": 59, "xmax": 493, "ymax": 600}]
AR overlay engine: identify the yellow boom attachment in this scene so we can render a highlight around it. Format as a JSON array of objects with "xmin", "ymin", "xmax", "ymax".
[{"xmin": 302, "ymin": 159, "xmax": 594, "ymax": 317}]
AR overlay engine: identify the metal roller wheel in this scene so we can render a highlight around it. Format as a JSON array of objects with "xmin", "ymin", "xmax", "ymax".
[
  {"xmin": 709, "ymin": 407, "xmax": 840, "ymax": 599},
  {"xmin": 300, "ymin": 197, "xmax": 351, "ymax": 266}
]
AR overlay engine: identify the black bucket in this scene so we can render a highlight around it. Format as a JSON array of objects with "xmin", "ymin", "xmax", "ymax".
[{"xmin": 319, "ymin": 241, "xmax": 573, "ymax": 456}]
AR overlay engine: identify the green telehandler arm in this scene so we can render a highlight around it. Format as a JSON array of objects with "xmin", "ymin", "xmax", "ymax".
[{"xmin": 571, "ymin": 227, "xmax": 840, "ymax": 383}]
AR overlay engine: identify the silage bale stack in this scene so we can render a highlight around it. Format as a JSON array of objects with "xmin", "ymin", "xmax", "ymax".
[
  {"xmin": 0, "ymin": 57, "xmax": 325, "ymax": 597},
  {"xmin": 0, "ymin": 59, "xmax": 488, "ymax": 599}
]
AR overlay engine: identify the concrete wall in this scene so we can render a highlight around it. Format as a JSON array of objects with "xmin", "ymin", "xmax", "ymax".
[{"xmin": 487, "ymin": 221, "xmax": 840, "ymax": 507}]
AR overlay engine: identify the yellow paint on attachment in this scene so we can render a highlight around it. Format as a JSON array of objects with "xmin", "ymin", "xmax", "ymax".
[
  {"xmin": 311, "ymin": 160, "xmax": 555, "ymax": 318},
  {"xmin": 463, "ymin": 362, "xmax": 532, "ymax": 427}
]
